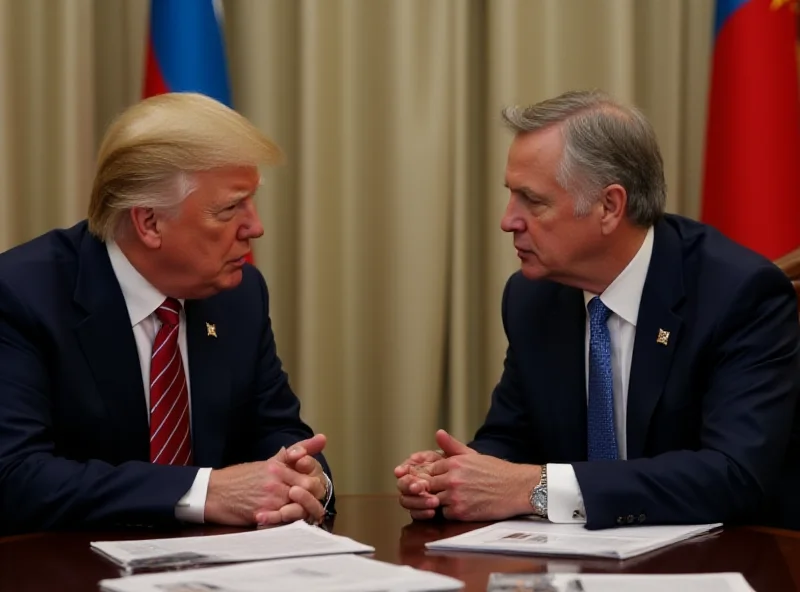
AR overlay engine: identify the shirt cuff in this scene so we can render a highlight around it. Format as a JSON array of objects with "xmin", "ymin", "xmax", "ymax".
[
  {"xmin": 175, "ymin": 467, "xmax": 212, "ymax": 523},
  {"xmin": 546, "ymin": 463, "xmax": 586, "ymax": 523}
]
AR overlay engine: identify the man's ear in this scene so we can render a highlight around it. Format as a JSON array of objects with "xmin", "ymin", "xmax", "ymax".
[
  {"xmin": 129, "ymin": 207, "xmax": 162, "ymax": 249},
  {"xmin": 599, "ymin": 184, "xmax": 627, "ymax": 235}
]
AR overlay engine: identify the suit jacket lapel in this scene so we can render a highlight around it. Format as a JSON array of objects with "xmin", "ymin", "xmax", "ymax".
[
  {"xmin": 73, "ymin": 232, "xmax": 150, "ymax": 461},
  {"xmin": 185, "ymin": 299, "xmax": 230, "ymax": 468},
  {"xmin": 544, "ymin": 285, "xmax": 588, "ymax": 461},
  {"xmin": 626, "ymin": 219, "xmax": 685, "ymax": 459}
]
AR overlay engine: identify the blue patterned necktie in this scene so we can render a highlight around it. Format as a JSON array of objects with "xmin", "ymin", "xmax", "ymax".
[{"xmin": 587, "ymin": 296, "xmax": 618, "ymax": 460}]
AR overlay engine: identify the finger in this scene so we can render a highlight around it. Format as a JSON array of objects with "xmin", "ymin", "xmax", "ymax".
[
  {"xmin": 271, "ymin": 446, "xmax": 288, "ymax": 463},
  {"xmin": 407, "ymin": 462, "xmax": 435, "ymax": 478},
  {"xmin": 410, "ymin": 509, "xmax": 437, "ymax": 520},
  {"xmin": 399, "ymin": 493, "xmax": 440, "ymax": 511},
  {"xmin": 397, "ymin": 474, "xmax": 430, "ymax": 496},
  {"xmin": 281, "ymin": 467, "xmax": 326, "ymax": 500},
  {"xmin": 293, "ymin": 455, "xmax": 320, "ymax": 476},
  {"xmin": 394, "ymin": 463, "xmax": 413, "ymax": 478},
  {"xmin": 411, "ymin": 450, "xmax": 445, "ymax": 463},
  {"xmin": 266, "ymin": 461, "xmax": 325, "ymax": 498},
  {"xmin": 256, "ymin": 509, "xmax": 283, "ymax": 525},
  {"xmin": 286, "ymin": 434, "xmax": 327, "ymax": 462},
  {"xmin": 428, "ymin": 458, "xmax": 450, "ymax": 477},
  {"xmin": 434, "ymin": 488, "xmax": 454, "ymax": 507},
  {"xmin": 435, "ymin": 429, "xmax": 474, "ymax": 457},
  {"xmin": 256, "ymin": 502, "xmax": 307, "ymax": 525},
  {"xmin": 289, "ymin": 485, "xmax": 325, "ymax": 524},
  {"xmin": 428, "ymin": 474, "xmax": 451, "ymax": 494}
]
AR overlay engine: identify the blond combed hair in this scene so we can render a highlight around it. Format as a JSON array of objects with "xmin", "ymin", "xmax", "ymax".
[{"xmin": 88, "ymin": 92, "xmax": 283, "ymax": 241}]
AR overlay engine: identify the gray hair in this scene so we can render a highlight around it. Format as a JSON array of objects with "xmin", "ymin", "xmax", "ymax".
[{"xmin": 501, "ymin": 90, "xmax": 666, "ymax": 227}]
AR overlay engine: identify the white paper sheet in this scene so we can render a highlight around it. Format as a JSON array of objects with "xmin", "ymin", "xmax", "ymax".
[
  {"xmin": 98, "ymin": 553, "xmax": 464, "ymax": 592},
  {"xmin": 426, "ymin": 519, "xmax": 722, "ymax": 560},
  {"xmin": 486, "ymin": 572, "xmax": 754, "ymax": 592},
  {"xmin": 91, "ymin": 521, "xmax": 374, "ymax": 570}
]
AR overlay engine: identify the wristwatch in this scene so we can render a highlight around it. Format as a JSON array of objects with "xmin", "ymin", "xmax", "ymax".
[{"xmin": 529, "ymin": 465, "xmax": 547, "ymax": 517}]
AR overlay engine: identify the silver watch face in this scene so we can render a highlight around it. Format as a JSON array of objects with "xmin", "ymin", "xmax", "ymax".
[{"xmin": 532, "ymin": 486, "xmax": 547, "ymax": 513}]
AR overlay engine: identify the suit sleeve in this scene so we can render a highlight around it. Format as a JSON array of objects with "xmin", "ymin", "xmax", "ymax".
[
  {"xmin": 468, "ymin": 279, "xmax": 536, "ymax": 463},
  {"xmin": 250, "ymin": 271, "xmax": 335, "ymax": 509},
  {"xmin": 573, "ymin": 265, "xmax": 800, "ymax": 529},
  {"xmin": 0, "ymin": 286, "xmax": 198, "ymax": 534}
]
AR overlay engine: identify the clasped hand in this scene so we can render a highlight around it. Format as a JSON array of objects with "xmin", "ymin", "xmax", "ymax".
[
  {"xmin": 394, "ymin": 429, "xmax": 539, "ymax": 521},
  {"xmin": 205, "ymin": 434, "xmax": 329, "ymax": 526}
]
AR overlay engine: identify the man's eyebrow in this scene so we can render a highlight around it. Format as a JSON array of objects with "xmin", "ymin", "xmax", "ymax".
[
  {"xmin": 504, "ymin": 183, "xmax": 541, "ymax": 200},
  {"xmin": 215, "ymin": 190, "xmax": 253, "ymax": 210}
]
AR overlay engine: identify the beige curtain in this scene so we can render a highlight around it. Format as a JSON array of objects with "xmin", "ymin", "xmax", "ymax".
[{"xmin": 0, "ymin": 0, "xmax": 714, "ymax": 494}]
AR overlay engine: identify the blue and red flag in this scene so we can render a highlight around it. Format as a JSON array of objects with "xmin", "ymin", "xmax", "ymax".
[
  {"xmin": 143, "ymin": 0, "xmax": 231, "ymax": 105},
  {"xmin": 701, "ymin": 0, "xmax": 800, "ymax": 260},
  {"xmin": 143, "ymin": 0, "xmax": 255, "ymax": 263}
]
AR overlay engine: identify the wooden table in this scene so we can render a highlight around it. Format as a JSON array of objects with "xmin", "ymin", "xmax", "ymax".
[{"xmin": 2, "ymin": 495, "xmax": 800, "ymax": 591}]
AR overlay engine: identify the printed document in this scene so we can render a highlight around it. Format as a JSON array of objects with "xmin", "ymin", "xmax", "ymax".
[
  {"xmin": 98, "ymin": 553, "xmax": 464, "ymax": 592},
  {"xmin": 426, "ymin": 519, "xmax": 721, "ymax": 560},
  {"xmin": 91, "ymin": 521, "xmax": 373, "ymax": 571},
  {"xmin": 485, "ymin": 572, "xmax": 754, "ymax": 591}
]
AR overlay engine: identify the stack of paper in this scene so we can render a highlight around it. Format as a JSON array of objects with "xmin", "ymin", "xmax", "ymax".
[
  {"xmin": 485, "ymin": 572, "xmax": 754, "ymax": 592},
  {"xmin": 98, "ymin": 553, "xmax": 464, "ymax": 592},
  {"xmin": 91, "ymin": 521, "xmax": 374, "ymax": 571},
  {"xmin": 425, "ymin": 520, "xmax": 722, "ymax": 560}
]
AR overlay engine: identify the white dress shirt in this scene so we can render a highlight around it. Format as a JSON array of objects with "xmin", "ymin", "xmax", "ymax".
[
  {"xmin": 546, "ymin": 226, "xmax": 654, "ymax": 523},
  {"xmin": 106, "ymin": 241, "xmax": 211, "ymax": 523}
]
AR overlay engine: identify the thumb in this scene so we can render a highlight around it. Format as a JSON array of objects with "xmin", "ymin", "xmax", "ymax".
[
  {"xmin": 435, "ymin": 429, "xmax": 474, "ymax": 457},
  {"xmin": 286, "ymin": 434, "xmax": 327, "ymax": 462}
]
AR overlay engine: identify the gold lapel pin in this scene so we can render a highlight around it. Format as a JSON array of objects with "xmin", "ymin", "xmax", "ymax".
[
  {"xmin": 206, "ymin": 322, "xmax": 217, "ymax": 338},
  {"xmin": 656, "ymin": 328, "xmax": 670, "ymax": 346}
]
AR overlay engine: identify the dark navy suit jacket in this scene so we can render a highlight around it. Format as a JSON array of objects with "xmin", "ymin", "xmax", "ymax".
[
  {"xmin": 469, "ymin": 214, "xmax": 800, "ymax": 529},
  {"xmin": 0, "ymin": 221, "xmax": 332, "ymax": 534}
]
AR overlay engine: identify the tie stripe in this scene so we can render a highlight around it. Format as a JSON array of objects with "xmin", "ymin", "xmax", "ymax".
[{"xmin": 149, "ymin": 297, "xmax": 192, "ymax": 466}]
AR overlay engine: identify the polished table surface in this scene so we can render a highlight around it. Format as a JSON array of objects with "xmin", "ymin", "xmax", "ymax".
[{"xmin": 3, "ymin": 494, "xmax": 800, "ymax": 591}]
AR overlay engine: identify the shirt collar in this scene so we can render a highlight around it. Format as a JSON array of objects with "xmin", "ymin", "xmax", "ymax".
[
  {"xmin": 583, "ymin": 225, "xmax": 654, "ymax": 327},
  {"xmin": 106, "ymin": 240, "xmax": 183, "ymax": 327}
]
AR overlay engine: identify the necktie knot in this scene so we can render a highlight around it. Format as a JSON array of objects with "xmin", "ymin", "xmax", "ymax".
[
  {"xmin": 588, "ymin": 296, "xmax": 612, "ymax": 324},
  {"xmin": 155, "ymin": 297, "xmax": 181, "ymax": 327}
]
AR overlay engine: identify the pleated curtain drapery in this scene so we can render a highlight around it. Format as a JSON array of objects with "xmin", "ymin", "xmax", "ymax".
[{"xmin": 0, "ymin": 0, "xmax": 715, "ymax": 495}]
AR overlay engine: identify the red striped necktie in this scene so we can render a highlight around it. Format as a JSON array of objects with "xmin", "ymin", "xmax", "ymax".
[{"xmin": 149, "ymin": 297, "xmax": 192, "ymax": 466}]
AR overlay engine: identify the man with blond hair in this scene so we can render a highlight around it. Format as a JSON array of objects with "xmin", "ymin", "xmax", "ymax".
[{"xmin": 0, "ymin": 93, "xmax": 333, "ymax": 534}]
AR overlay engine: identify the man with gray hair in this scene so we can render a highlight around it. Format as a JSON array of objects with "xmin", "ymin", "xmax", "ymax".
[
  {"xmin": 396, "ymin": 90, "xmax": 800, "ymax": 529},
  {"xmin": 0, "ymin": 93, "xmax": 333, "ymax": 534}
]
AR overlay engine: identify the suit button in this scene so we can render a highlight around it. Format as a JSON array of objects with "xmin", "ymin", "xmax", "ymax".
[
  {"xmin": 616, "ymin": 516, "xmax": 625, "ymax": 525},
  {"xmin": 627, "ymin": 515, "xmax": 635, "ymax": 524},
  {"xmin": 638, "ymin": 514, "xmax": 646, "ymax": 524}
]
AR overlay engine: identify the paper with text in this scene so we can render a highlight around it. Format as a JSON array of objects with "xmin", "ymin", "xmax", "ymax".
[
  {"xmin": 486, "ymin": 572, "xmax": 754, "ymax": 592},
  {"xmin": 426, "ymin": 519, "xmax": 722, "ymax": 560},
  {"xmin": 98, "ymin": 553, "xmax": 464, "ymax": 592},
  {"xmin": 91, "ymin": 521, "xmax": 374, "ymax": 570}
]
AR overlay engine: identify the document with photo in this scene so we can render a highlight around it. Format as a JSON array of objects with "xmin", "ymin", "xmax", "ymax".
[
  {"xmin": 485, "ymin": 572, "xmax": 754, "ymax": 592},
  {"xmin": 98, "ymin": 553, "xmax": 464, "ymax": 592},
  {"xmin": 91, "ymin": 521, "xmax": 374, "ymax": 571},
  {"xmin": 426, "ymin": 519, "xmax": 722, "ymax": 560}
]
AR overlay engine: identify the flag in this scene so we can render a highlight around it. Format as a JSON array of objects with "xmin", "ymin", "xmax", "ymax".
[
  {"xmin": 701, "ymin": 0, "xmax": 800, "ymax": 260},
  {"xmin": 143, "ymin": 0, "xmax": 254, "ymax": 263},
  {"xmin": 144, "ymin": 0, "xmax": 231, "ymax": 105}
]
